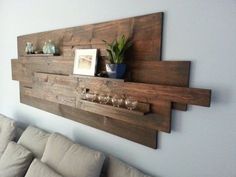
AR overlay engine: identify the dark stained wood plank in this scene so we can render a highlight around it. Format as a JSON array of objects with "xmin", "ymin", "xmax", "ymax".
[
  {"xmin": 128, "ymin": 60, "xmax": 190, "ymax": 111},
  {"xmin": 128, "ymin": 60, "xmax": 190, "ymax": 86},
  {"xmin": 16, "ymin": 71, "xmax": 210, "ymax": 132},
  {"xmin": 22, "ymin": 72, "xmax": 210, "ymax": 107},
  {"xmin": 12, "ymin": 58, "xmax": 191, "ymax": 111},
  {"xmin": 11, "ymin": 11, "xmax": 213, "ymax": 149},
  {"xmin": 74, "ymin": 75, "xmax": 211, "ymax": 107},
  {"xmin": 78, "ymin": 100, "xmax": 150, "ymax": 116},
  {"xmin": 21, "ymin": 86, "xmax": 171, "ymax": 132},
  {"xmin": 78, "ymin": 100, "xmax": 170, "ymax": 132},
  {"xmin": 123, "ymin": 82, "xmax": 211, "ymax": 107},
  {"xmin": 23, "ymin": 54, "xmax": 55, "ymax": 57},
  {"xmin": 11, "ymin": 58, "xmax": 73, "ymax": 83},
  {"xmin": 20, "ymin": 90, "xmax": 157, "ymax": 149},
  {"xmin": 17, "ymin": 12, "xmax": 163, "ymax": 60},
  {"xmin": 12, "ymin": 59, "xmax": 191, "ymax": 87}
]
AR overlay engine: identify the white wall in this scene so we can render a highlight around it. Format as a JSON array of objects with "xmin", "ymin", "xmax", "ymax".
[{"xmin": 0, "ymin": 0, "xmax": 236, "ymax": 177}]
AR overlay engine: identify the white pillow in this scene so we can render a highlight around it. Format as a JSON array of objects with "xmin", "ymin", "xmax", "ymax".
[
  {"xmin": 25, "ymin": 159, "xmax": 63, "ymax": 177},
  {"xmin": 0, "ymin": 141, "xmax": 34, "ymax": 177},
  {"xmin": 18, "ymin": 126, "xmax": 49, "ymax": 159},
  {"xmin": 42, "ymin": 133, "xmax": 105, "ymax": 177}
]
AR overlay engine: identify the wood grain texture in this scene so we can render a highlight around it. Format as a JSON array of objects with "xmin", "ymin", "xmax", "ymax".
[
  {"xmin": 15, "ymin": 70, "xmax": 210, "ymax": 107},
  {"xmin": 20, "ymin": 90, "xmax": 158, "ymax": 149},
  {"xmin": 128, "ymin": 60, "xmax": 191, "ymax": 110},
  {"xmin": 12, "ymin": 67, "xmax": 210, "ymax": 135},
  {"xmin": 12, "ymin": 59, "xmax": 191, "ymax": 110},
  {"xmin": 16, "ymin": 70, "xmax": 210, "ymax": 133},
  {"xmin": 72, "ymin": 74, "xmax": 211, "ymax": 107},
  {"xmin": 128, "ymin": 60, "xmax": 190, "ymax": 86},
  {"xmin": 21, "ymin": 85, "xmax": 171, "ymax": 132},
  {"xmin": 17, "ymin": 12, "xmax": 163, "ymax": 61},
  {"xmin": 11, "ymin": 12, "xmax": 212, "ymax": 149}
]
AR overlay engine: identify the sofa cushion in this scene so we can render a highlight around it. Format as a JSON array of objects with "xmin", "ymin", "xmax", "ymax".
[
  {"xmin": 0, "ymin": 114, "xmax": 16, "ymax": 157},
  {"xmin": 25, "ymin": 159, "xmax": 63, "ymax": 177},
  {"xmin": 102, "ymin": 156, "xmax": 151, "ymax": 177},
  {"xmin": 18, "ymin": 126, "xmax": 49, "ymax": 159},
  {"xmin": 41, "ymin": 133, "xmax": 73, "ymax": 170},
  {"xmin": 42, "ymin": 133, "xmax": 105, "ymax": 177},
  {"xmin": 0, "ymin": 141, "xmax": 34, "ymax": 177}
]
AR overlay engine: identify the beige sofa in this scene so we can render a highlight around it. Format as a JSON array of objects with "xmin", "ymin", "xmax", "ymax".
[{"xmin": 0, "ymin": 114, "xmax": 151, "ymax": 177}]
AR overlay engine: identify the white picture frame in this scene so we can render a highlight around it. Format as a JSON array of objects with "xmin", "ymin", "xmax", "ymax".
[{"xmin": 73, "ymin": 49, "xmax": 97, "ymax": 76}]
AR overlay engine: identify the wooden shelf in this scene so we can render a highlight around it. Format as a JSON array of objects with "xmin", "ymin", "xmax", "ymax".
[
  {"xmin": 11, "ymin": 11, "xmax": 212, "ymax": 149},
  {"xmin": 77, "ymin": 99, "xmax": 170, "ymax": 132},
  {"xmin": 71, "ymin": 74, "xmax": 126, "ymax": 82},
  {"xmin": 21, "ymin": 85, "xmax": 171, "ymax": 132},
  {"xmin": 23, "ymin": 54, "xmax": 60, "ymax": 57},
  {"xmin": 79, "ymin": 99, "xmax": 150, "ymax": 116},
  {"xmin": 20, "ymin": 94, "xmax": 158, "ymax": 149}
]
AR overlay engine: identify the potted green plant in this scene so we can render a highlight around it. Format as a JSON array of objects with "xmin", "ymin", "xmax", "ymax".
[{"xmin": 103, "ymin": 35, "xmax": 132, "ymax": 79}]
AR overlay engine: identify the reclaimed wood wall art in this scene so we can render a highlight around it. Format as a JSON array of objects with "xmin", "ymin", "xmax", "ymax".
[{"xmin": 11, "ymin": 12, "xmax": 211, "ymax": 149}]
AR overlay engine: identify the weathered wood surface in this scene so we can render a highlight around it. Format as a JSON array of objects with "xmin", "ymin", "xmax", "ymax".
[
  {"xmin": 77, "ymin": 100, "xmax": 170, "ymax": 132},
  {"xmin": 128, "ymin": 60, "xmax": 191, "ymax": 110},
  {"xmin": 18, "ymin": 12, "xmax": 163, "ymax": 61},
  {"xmin": 12, "ymin": 11, "xmax": 212, "ymax": 149},
  {"xmin": 16, "ymin": 71, "xmax": 210, "ymax": 107},
  {"xmin": 12, "ymin": 59, "xmax": 190, "ymax": 85},
  {"xmin": 16, "ymin": 70, "xmax": 210, "ymax": 133},
  {"xmin": 12, "ymin": 58, "xmax": 191, "ymax": 110},
  {"xmin": 11, "ymin": 58, "xmax": 72, "ymax": 85},
  {"xmin": 75, "ymin": 75, "xmax": 211, "ymax": 107},
  {"xmin": 20, "ymin": 91, "xmax": 158, "ymax": 148},
  {"xmin": 32, "ymin": 72, "xmax": 210, "ymax": 107},
  {"xmin": 21, "ymin": 86, "xmax": 171, "ymax": 132},
  {"xmin": 78, "ymin": 101, "xmax": 150, "ymax": 116},
  {"xmin": 128, "ymin": 60, "xmax": 190, "ymax": 87}
]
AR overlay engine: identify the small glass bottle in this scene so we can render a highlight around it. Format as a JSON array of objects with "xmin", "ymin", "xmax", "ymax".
[{"xmin": 25, "ymin": 42, "xmax": 34, "ymax": 54}]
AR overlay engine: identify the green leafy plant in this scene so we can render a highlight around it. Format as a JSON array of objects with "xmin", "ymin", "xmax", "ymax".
[{"xmin": 103, "ymin": 35, "xmax": 132, "ymax": 64}]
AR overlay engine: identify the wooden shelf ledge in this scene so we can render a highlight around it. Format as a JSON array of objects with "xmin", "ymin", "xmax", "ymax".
[
  {"xmin": 77, "ymin": 99, "xmax": 170, "ymax": 132},
  {"xmin": 21, "ymin": 86, "xmax": 171, "ymax": 133},
  {"xmin": 79, "ymin": 100, "xmax": 150, "ymax": 116},
  {"xmin": 23, "ymin": 54, "xmax": 60, "ymax": 57},
  {"xmin": 71, "ymin": 74, "xmax": 125, "ymax": 82}
]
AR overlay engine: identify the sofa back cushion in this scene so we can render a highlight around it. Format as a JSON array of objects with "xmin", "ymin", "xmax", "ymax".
[
  {"xmin": 42, "ymin": 133, "xmax": 105, "ymax": 177},
  {"xmin": 18, "ymin": 126, "xmax": 49, "ymax": 159},
  {"xmin": 0, "ymin": 141, "xmax": 34, "ymax": 177},
  {"xmin": 0, "ymin": 114, "xmax": 16, "ymax": 157},
  {"xmin": 102, "ymin": 156, "xmax": 151, "ymax": 177},
  {"xmin": 25, "ymin": 159, "xmax": 63, "ymax": 177},
  {"xmin": 42, "ymin": 132, "xmax": 73, "ymax": 169}
]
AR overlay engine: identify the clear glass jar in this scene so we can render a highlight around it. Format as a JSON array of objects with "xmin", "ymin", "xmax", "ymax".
[
  {"xmin": 125, "ymin": 96, "xmax": 138, "ymax": 110},
  {"xmin": 25, "ymin": 42, "xmax": 34, "ymax": 54},
  {"xmin": 112, "ymin": 95, "xmax": 123, "ymax": 107},
  {"xmin": 43, "ymin": 40, "xmax": 56, "ymax": 54}
]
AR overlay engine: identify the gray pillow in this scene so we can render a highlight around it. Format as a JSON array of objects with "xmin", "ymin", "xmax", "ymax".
[
  {"xmin": 42, "ymin": 133, "xmax": 105, "ymax": 177},
  {"xmin": 18, "ymin": 126, "xmax": 49, "ymax": 159},
  {"xmin": 0, "ymin": 141, "xmax": 34, "ymax": 177},
  {"xmin": 102, "ymin": 156, "xmax": 151, "ymax": 177},
  {"xmin": 0, "ymin": 114, "xmax": 16, "ymax": 157},
  {"xmin": 25, "ymin": 159, "xmax": 63, "ymax": 177}
]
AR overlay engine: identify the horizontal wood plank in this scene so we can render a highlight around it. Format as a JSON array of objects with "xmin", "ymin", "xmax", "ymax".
[
  {"xmin": 128, "ymin": 60, "xmax": 190, "ymax": 87},
  {"xmin": 18, "ymin": 72, "xmax": 210, "ymax": 107},
  {"xmin": 17, "ymin": 12, "xmax": 163, "ymax": 60},
  {"xmin": 12, "ymin": 58, "xmax": 191, "ymax": 111},
  {"xmin": 22, "ymin": 86, "xmax": 171, "ymax": 132},
  {"xmin": 20, "ymin": 90, "xmax": 158, "ymax": 149},
  {"xmin": 128, "ymin": 60, "xmax": 191, "ymax": 111}
]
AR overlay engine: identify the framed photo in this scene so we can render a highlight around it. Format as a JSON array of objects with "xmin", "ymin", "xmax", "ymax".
[{"xmin": 73, "ymin": 49, "xmax": 97, "ymax": 76}]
